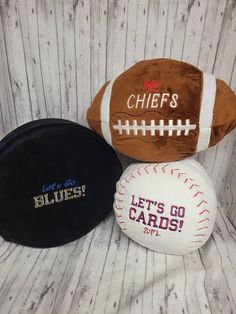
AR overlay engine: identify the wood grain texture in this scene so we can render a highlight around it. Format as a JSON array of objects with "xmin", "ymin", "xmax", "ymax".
[{"xmin": 0, "ymin": 0, "xmax": 235, "ymax": 313}]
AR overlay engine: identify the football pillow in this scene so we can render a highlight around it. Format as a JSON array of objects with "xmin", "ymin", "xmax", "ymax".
[{"xmin": 87, "ymin": 58, "xmax": 236, "ymax": 162}]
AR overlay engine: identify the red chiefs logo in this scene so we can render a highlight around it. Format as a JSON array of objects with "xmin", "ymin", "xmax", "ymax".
[{"xmin": 143, "ymin": 80, "xmax": 160, "ymax": 92}]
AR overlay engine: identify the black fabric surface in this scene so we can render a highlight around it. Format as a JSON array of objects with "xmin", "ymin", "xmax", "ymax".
[{"xmin": 0, "ymin": 119, "xmax": 122, "ymax": 248}]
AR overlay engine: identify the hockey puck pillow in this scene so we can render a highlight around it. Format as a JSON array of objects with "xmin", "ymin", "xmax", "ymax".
[{"xmin": 0, "ymin": 119, "xmax": 122, "ymax": 248}]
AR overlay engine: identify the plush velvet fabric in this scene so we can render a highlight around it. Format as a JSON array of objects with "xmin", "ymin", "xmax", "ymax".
[
  {"xmin": 87, "ymin": 58, "xmax": 236, "ymax": 162},
  {"xmin": 0, "ymin": 119, "xmax": 122, "ymax": 248}
]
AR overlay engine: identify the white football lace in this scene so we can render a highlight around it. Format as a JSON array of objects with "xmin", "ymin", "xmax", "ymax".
[{"xmin": 113, "ymin": 119, "xmax": 196, "ymax": 136}]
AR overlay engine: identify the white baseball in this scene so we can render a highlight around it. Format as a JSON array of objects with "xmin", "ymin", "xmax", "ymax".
[{"xmin": 114, "ymin": 160, "xmax": 217, "ymax": 255}]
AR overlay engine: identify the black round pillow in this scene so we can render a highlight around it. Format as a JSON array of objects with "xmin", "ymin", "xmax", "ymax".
[{"xmin": 0, "ymin": 119, "xmax": 122, "ymax": 248}]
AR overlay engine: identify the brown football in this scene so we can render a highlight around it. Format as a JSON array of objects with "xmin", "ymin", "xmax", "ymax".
[{"xmin": 87, "ymin": 59, "xmax": 236, "ymax": 162}]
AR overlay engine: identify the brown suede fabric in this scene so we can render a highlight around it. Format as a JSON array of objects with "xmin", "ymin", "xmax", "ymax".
[
  {"xmin": 210, "ymin": 79, "xmax": 236, "ymax": 146},
  {"xmin": 87, "ymin": 59, "xmax": 236, "ymax": 162},
  {"xmin": 87, "ymin": 81, "xmax": 110, "ymax": 137}
]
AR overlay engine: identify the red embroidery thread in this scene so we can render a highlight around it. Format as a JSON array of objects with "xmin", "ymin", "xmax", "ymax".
[{"xmin": 143, "ymin": 80, "xmax": 160, "ymax": 92}]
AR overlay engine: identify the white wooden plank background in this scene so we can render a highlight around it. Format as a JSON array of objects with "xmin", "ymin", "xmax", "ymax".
[{"xmin": 0, "ymin": 0, "xmax": 235, "ymax": 313}]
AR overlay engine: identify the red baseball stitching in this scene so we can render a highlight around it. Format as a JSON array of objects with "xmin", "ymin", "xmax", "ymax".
[
  {"xmin": 197, "ymin": 226, "xmax": 208, "ymax": 231},
  {"xmin": 114, "ymin": 203, "xmax": 123, "ymax": 211},
  {"xmin": 125, "ymin": 176, "xmax": 131, "ymax": 183},
  {"xmin": 144, "ymin": 164, "xmax": 151, "ymax": 174},
  {"xmin": 131, "ymin": 173, "xmax": 135, "ymax": 179},
  {"xmin": 194, "ymin": 191, "xmax": 204, "ymax": 197},
  {"xmin": 153, "ymin": 164, "xmax": 159, "ymax": 173},
  {"xmin": 198, "ymin": 218, "xmax": 209, "ymax": 224},
  {"xmin": 120, "ymin": 182, "xmax": 126, "ymax": 189},
  {"xmin": 161, "ymin": 164, "xmax": 169, "ymax": 173},
  {"xmin": 189, "ymin": 184, "xmax": 199, "ymax": 190},
  {"xmin": 117, "ymin": 189, "xmax": 124, "ymax": 196},
  {"xmin": 197, "ymin": 200, "xmax": 208, "ymax": 207},
  {"xmin": 137, "ymin": 166, "xmax": 144, "ymax": 176},
  {"xmin": 115, "ymin": 198, "xmax": 123, "ymax": 203},
  {"xmin": 171, "ymin": 168, "xmax": 180, "ymax": 175},
  {"xmin": 199, "ymin": 209, "xmax": 209, "ymax": 215},
  {"xmin": 114, "ymin": 163, "xmax": 211, "ymax": 250},
  {"xmin": 184, "ymin": 178, "xmax": 194, "ymax": 183}
]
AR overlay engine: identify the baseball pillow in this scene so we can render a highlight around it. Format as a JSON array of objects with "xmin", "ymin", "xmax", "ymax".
[
  {"xmin": 87, "ymin": 58, "xmax": 236, "ymax": 162},
  {"xmin": 114, "ymin": 159, "xmax": 217, "ymax": 255}
]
